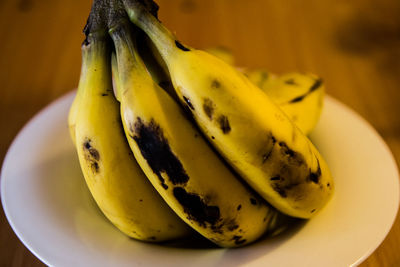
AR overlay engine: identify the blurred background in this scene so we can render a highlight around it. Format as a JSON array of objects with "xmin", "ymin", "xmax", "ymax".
[{"xmin": 0, "ymin": 0, "xmax": 399, "ymax": 265}]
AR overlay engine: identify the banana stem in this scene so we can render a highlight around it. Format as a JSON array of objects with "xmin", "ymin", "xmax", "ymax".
[
  {"xmin": 108, "ymin": 0, "xmax": 152, "ymax": 88},
  {"xmin": 121, "ymin": 0, "xmax": 180, "ymax": 61},
  {"xmin": 79, "ymin": 41, "xmax": 112, "ymax": 102},
  {"xmin": 110, "ymin": 26, "xmax": 146, "ymax": 83},
  {"xmin": 77, "ymin": 0, "xmax": 111, "ymax": 98},
  {"xmin": 83, "ymin": 0, "xmax": 108, "ymax": 45}
]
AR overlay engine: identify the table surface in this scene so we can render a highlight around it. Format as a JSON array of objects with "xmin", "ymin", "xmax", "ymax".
[{"xmin": 0, "ymin": 0, "xmax": 399, "ymax": 266}]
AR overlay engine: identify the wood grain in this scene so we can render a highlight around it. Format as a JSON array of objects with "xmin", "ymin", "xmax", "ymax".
[{"xmin": 0, "ymin": 0, "xmax": 399, "ymax": 266}]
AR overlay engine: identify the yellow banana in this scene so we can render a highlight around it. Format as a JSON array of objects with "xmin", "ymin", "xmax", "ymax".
[
  {"xmin": 108, "ymin": 3, "xmax": 284, "ymax": 247},
  {"xmin": 70, "ymin": 5, "xmax": 192, "ymax": 242},
  {"xmin": 123, "ymin": 0, "xmax": 333, "ymax": 219},
  {"xmin": 247, "ymin": 70, "xmax": 324, "ymax": 135},
  {"xmin": 205, "ymin": 47, "xmax": 324, "ymax": 135},
  {"xmin": 141, "ymin": 44, "xmax": 323, "ymax": 136}
]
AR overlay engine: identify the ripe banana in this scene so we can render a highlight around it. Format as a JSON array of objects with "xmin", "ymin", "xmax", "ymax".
[
  {"xmin": 70, "ymin": 5, "xmax": 192, "ymax": 242},
  {"xmin": 247, "ymin": 70, "xmax": 324, "ymax": 135},
  {"xmin": 122, "ymin": 0, "xmax": 333, "ymax": 219},
  {"xmin": 205, "ymin": 47, "xmax": 324, "ymax": 135},
  {"xmin": 108, "ymin": 3, "xmax": 284, "ymax": 247}
]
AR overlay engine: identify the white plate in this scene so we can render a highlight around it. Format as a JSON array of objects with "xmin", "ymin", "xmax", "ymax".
[{"xmin": 1, "ymin": 91, "xmax": 399, "ymax": 267}]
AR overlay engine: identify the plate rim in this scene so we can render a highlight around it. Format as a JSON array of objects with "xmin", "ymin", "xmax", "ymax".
[
  {"xmin": 322, "ymin": 96, "xmax": 400, "ymax": 266},
  {"xmin": 0, "ymin": 91, "xmax": 77, "ymax": 266}
]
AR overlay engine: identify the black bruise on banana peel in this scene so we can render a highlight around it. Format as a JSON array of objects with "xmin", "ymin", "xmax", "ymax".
[
  {"xmin": 309, "ymin": 78, "xmax": 323, "ymax": 92},
  {"xmin": 211, "ymin": 79, "xmax": 221, "ymax": 89},
  {"xmin": 266, "ymin": 141, "xmax": 322, "ymax": 199},
  {"xmin": 132, "ymin": 118, "xmax": 189, "ymax": 189},
  {"xmin": 227, "ymin": 224, "xmax": 239, "ymax": 231},
  {"xmin": 232, "ymin": 235, "xmax": 246, "ymax": 245},
  {"xmin": 279, "ymin": 142, "xmax": 304, "ymax": 166},
  {"xmin": 175, "ymin": 40, "xmax": 190, "ymax": 51},
  {"xmin": 250, "ymin": 198, "xmax": 257, "ymax": 205},
  {"xmin": 203, "ymin": 98, "xmax": 214, "ymax": 119},
  {"xmin": 83, "ymin": 139, "xmax": 100, "ymax": 173},
  {"xmin": 271, "ymin": 182, "xmax": 300, "ymax": 198},
  {"xmin": 270, "ymin": 142, "xmax": 306, "ymax": 198},
  {"xmin": 270, "ymin": 176, "xmax": 281, "ymax": 181},
  {"xmin": 183, "ymin": 96, "xmax": 195, "ymax": 110},
  {"xmin": 308, "ymin": 158, "xmax": 321, "ymax": 184},
  {"xmin": 217, "ymin": 115, "xmax": 231, "ymax": 134},
  {"xmin": 210, "ymin": 217, "xmax": 239, "ymax": 234},
  {"xmin": 224, "ymin": 218, "xmax": 239, "ymax": 232},
  {"xmin": 173, "ymin": 187, "xmax": 220, "ymax": 227},
  {"xmin": 173, "ymin": 187, "xmax": 243, "ymax": 238},
  {"xmin": 289, "ymin": 78, "xmax": 323, "ymax": 103},
  {"xmin": 284, "ymin": 78, "xmax": 298, "ymax": 85},
  {"xmin": 261, "ymin": 135, "xmax": 277, "ymax": 163}
]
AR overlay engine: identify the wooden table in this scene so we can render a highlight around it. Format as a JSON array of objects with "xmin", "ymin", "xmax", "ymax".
[{"xmin": 1, "ymin": 0, "xmax": 399, "ymax": 266}]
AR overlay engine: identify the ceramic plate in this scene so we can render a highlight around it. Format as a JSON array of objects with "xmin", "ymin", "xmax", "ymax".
[{"xmin": 1, "ymin": 91, "xmax": 399, "ymax": 267}]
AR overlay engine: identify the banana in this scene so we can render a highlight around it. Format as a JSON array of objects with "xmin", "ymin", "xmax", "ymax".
[
  {"xmin": 70, "ymin": 3, "xmax": 192, "ymax": 242},
  {"xmin": 247, "ymin": 70, "xmax": 324, "ymax": 135},
  {"xmin": 204, "ymin": 47, "xmax": 324, "ymax": 135},
  {"xmin": 143, "ymin": 42, "xmax": 324, "ymax": 136},
  {"xmin": 122, "ymin": 0, "xmax": 333, "ymax": 219},
  {"xmin": 108, "ymin": 2, "xmax": 284, "ymax": 247}
]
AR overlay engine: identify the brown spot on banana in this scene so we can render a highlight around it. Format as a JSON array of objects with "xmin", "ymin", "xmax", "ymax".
[
  {"xmin": 211, "ymin": 79, "xmax": 221, "ymax": 89},
  {"xmin": 232, "ymin": 235, "xmax": 246, "ymax": 245},
  {"xmin": 261, "ymin": 134, "xmax": 277, "ymax": 163},
  {"xmin": 203, "ymin": 98, "xmax": 215, "ymax": 119},
  {"xmin": 210, "ymin": 217, "xmax": 240, "ymax": 234},
  {"xmin": 262, "ymin": 140, "xmax": 321, "ymax": 200},
  {"xmin": 83, "ymin": 138, "xmax": 100, "ymax": 173},
  {"xmin": 271, "ymin": 181, "xmax": 302, "ymax": 198},
  {"xmin": 308, "ymin": 158, "xmax": 321, "ymax": 184},
  {"xmin": 279, "ymin": 141, "xmax": 305, "ymax": 166},
  {"xmin": 217, "ymin": 115, "xmax": 231, "ymax": 134},
  {"xmin": 284, "ymin": 78, "xmax": 298, "ymax": 85},
  {"xmin": 227, "ymin": 224, "xmax": 239, "ymax": 231}
]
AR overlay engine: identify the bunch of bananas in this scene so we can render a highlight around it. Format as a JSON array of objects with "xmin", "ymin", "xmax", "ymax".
[{"xmin": 69, "ymin": 0, "xmax": 333, "ymax": 248}]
